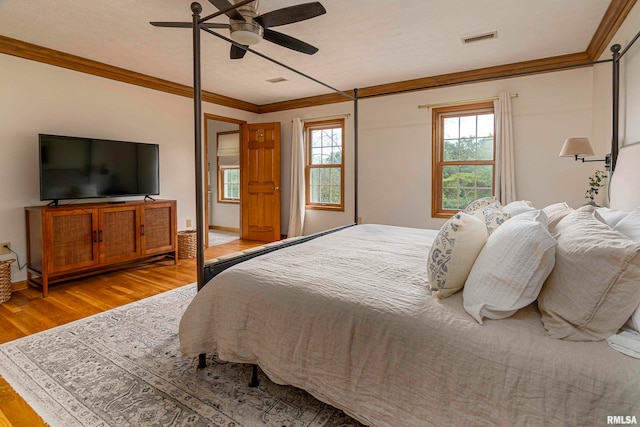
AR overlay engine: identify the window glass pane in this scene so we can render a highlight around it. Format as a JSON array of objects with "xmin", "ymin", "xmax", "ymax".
[
  {"xmin": 441, "ymin": 165, "xmax": 493, "ymax": 210},
  {"xmin": 309, "ymin": 167, "xmax": 340, "ymax": 204},
  {"xmin": 476, "ymin": 165, "xmax": 493, "ymax": 187},
  {"xmin": 442, "ymin": 187, "xmax": 461, "ymax": 210},
  {"xmin": 444, "ymin": 117, "xmax": 459, "ymax": 139},
  {"xmin": 222, "ymin": 168, "xmax": 240, "ymax": 200},
  {"xmin": 460, "ymin": 116, "xmax": 477, "ymax": 138},
  {"xmin": 311, "ymin": 130, "xmax": 323, "ymax": 147},
  {"xmin": 443, "ymin": 139, "xmax": 458, "ymax": 161},
  {"xmin": 477, "ymin": 137, "xmax": 494, "ymax": 160},
  {"xmin": 477, "ymin": 114, "xmax": 494, "ymax": 138},
  {"xmin": 458, "ymin": 137, "xmax": 477, "ymax": 161}
]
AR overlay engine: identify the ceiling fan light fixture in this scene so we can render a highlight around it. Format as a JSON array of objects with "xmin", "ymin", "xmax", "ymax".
[{"xmin": 230, "ymin": 27, "xmax": 263, "ymax": 45}]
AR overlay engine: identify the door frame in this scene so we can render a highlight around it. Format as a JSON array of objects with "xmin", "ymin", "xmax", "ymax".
[{"xmin": 204, "ymin": 113, "xmax": 247, "ymax": 248}]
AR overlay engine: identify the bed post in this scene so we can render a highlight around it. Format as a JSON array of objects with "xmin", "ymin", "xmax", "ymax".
[
  {"xmin": 611, "ymin": 44, "xmax": 621, "ymax": 172},
  {"xmin": 191, "ymin": 2, "xmax": 208, "ymax": 370},
  {"xmin": 353, "ymin": 88, "xmax": 359, "ymax": 224}
]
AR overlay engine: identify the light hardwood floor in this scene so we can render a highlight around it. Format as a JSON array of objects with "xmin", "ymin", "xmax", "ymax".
[{"xmin": 0, "ymin": 239, "xmax": 262, "ymax": 427}]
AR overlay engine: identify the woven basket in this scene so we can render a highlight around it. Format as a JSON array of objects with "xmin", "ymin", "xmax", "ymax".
[
  {"xmin": 0, "ymin": 259, "xmax": 15, "ymax": 304},
  {"xmin": 177, "ymin": 230, "xmax": 197, "ymax": 259}
]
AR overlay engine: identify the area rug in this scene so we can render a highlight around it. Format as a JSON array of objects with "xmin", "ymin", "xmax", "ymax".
[
  {"xmin": 0, "ymin": 284, "xmax": 363, "ymax": 427},
  {"xmin": 209, "ymin": 230, "xmax": 240, "ymax": 245}
]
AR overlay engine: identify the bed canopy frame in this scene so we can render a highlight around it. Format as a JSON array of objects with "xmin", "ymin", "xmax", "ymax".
[
  {"xmin": 153, "ymin": 1, "xmax": 640, "ymax": 384},
  {"xmin": 156, "ymin": 1, "xmax": 639, "ymax": 295}
]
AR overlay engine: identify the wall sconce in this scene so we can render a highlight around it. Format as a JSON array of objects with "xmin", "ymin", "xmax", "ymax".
[{"xmin": 559, "ymin": 137, "xmax": 611, "ymax": 170}]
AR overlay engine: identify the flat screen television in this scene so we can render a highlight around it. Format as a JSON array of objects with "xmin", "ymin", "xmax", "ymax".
[{"xmin": 39, "ymin": 134, "xmax": 160, "ymax": 202}]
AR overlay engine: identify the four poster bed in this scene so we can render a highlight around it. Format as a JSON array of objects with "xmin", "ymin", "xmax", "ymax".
[{"xmin": 154, "ymin": 3, "xmax": 640, "ymax": 426}]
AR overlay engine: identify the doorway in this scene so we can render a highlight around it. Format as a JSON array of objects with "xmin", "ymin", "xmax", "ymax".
[{"xmin": 204, "ymin": 114, "xmax": 246, "ymax": 248}]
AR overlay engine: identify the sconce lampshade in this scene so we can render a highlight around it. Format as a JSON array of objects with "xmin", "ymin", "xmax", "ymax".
[{"xmin": 559, "ymin": 137, "xmax": 595, "ymax": 158}]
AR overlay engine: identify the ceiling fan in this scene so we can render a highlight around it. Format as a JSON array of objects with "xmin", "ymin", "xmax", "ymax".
[{"xmin": 151, "ymin": 0, "xmax": 326, "ymax": 59}]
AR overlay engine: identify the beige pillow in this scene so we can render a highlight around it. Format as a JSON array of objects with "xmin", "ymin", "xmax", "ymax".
[
  {"xmin": 428, "ymin": 212, "xmax": 488, "ymax": 299},
  {"xmin": 542, "ymin": 202, "xmax": 573, "ymax": 233},
  {"xmin": 538, "ymin": 206, "xmax": 640, "ymax": 341}
]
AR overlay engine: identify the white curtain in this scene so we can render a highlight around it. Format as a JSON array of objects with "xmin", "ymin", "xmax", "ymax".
[
  {"xmin": 287, "ymin": 117, "xmax": 305, "ymax": 237},
  {"xmin": 494, "ymin": 92, "xmax": 517, "ymax": 204}
]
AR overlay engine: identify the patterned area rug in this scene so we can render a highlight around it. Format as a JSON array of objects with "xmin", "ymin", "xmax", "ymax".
[
  {"xmin": 0, "ymin": 284, "xmax": 363, "ymax": 427},
  {"xmin": 209, "ymin": 230, "xmax": 239, "ymax": 245}
]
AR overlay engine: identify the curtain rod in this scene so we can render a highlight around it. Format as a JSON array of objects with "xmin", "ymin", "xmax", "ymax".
[
  {"xmin": 292, "ymin": 113, "xmax": 351, "ymax": 123},
  {"xmin": 418, "ymin": 93, "xmax": 518, "ymax": 109}
]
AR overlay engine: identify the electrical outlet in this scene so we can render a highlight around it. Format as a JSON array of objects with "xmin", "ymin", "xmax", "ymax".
[
  {"xmin": 186, "ymin": 219, "xmax": 192, "ymax": 228},
  {"xmin": 0, "ymin": 242, "xmax": 10, "ymax": 255}
]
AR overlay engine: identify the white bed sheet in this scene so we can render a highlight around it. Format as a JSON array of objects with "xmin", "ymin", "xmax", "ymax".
[{"xmin": 179, "ymin": 224, "xmax": 640, "ymax": 427}]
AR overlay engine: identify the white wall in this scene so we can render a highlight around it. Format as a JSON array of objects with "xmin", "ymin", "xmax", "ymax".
[
  {"xmin": 0, "ymin": 53, "xmax": 258, "ymax": 282},
  {"xmin": 264, "ymin": 68, "xmax": 596, "ymax": 232}
]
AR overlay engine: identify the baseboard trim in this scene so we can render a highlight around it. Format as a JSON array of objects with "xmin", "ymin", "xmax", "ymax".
[{"xmin": 209, "ymin": 225, "xmax": 240, "ymax": 233}]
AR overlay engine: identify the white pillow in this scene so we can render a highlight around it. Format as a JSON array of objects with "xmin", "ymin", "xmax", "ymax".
[
  {"xmin": 428, "ymin": 212, "xmax": 488, "ymax": 299},
  {"xmin": 614, "ymin": 207, "xmax": 640, "ymax": 241},
  {"xmin": 463, "ymin": 210, "xmax": 557, "ymax": 324},
  {"xmin": 471, "ymin": 204, "xmax": 511, "ymax": 235},
  {"xmin": 614, "ymin": 207, "xmax": 640, "ymax": 334},
  {"xmin": 542, "ymin": 202, "xmax": 573, "ymax": 233},
  {"xmin": 624, "ymin": 306, "xmax": 640, "ymax": 333},
  {"xmin": 597, "ymin": 207, "xmax": 630, "ymax": 228},
  {"xmin": 502, "ymin": 200, "xmax": 535, "ymax": 216}
]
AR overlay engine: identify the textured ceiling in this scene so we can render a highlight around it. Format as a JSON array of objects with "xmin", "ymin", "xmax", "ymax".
[{"xmin": 0, "ymin": 0, "xmax": 612, "ymax": 105}]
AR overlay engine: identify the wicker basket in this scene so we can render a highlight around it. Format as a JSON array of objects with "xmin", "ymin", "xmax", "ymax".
[
  {"xmin": 177, "ymin": 230, "xmax": 197, "ymax": 259},
  {"xmin": 0, "ymin": 259, "xmax": 15, "ymax": 304}
]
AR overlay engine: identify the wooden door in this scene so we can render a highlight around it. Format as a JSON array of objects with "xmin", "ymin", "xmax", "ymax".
[
  {"xmin": 46, "ymin": 208, "xmax": 100, "ymax": 274},
  {"xmin": 99, "ymin": 205, "xmax": 140, "ymax": 264},
  {"xmin": 241, "ymin": 122, "xmax": 281, "ymax": 242},
  {"xmin": 140, "ymin": 201, "xmax": 177, "ymax": 255}
]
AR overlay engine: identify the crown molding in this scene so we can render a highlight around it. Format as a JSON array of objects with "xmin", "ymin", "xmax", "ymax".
[
  {"xmin": 258, "ymin": 52, "xmax": 594, "ymax": 113},
  {"xmin": 587, "ymin": 0, "xmax": 637, "ymax": 60},
  {"xmin": 0, "ymin": 35, "xmax": 260, "ymax": 113},
  {"xmin": 0, "ymin": 0, "xmax": 634, "ymax": 114}
]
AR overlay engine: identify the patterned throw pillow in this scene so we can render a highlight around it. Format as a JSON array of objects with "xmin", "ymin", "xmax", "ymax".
[
  {"xmin": 463, "ymin": 196, "xmax": 499, "ymax": 214},
  {"xmin": 471, "ymin": 204, "xmax": 511, "ymax": 235},
  {"xmin": 428, "ymin": 212, "xmax": 488, "ymax": 299}
]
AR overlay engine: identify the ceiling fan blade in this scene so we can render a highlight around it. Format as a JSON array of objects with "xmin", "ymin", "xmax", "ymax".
[
  {"xmin": 208, "ymin": 0, "xmax": 246, "ymax": 21},
  {"xmin": 255, "ymin": 2, "xmax": 326, "ymax": 28},
  {"xmin": 150, "ymin": 21, "xmax": 230, "ymax": 29},
  {"xmin": 230, "ymin": 44, "xmax": 248, "ymax": 59},
  {"xmin": 263, "ymin": 29, "xmax": 319, "ymax": 55}
]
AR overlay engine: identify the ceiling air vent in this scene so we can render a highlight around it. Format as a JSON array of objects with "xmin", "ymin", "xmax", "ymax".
[
  {"xmin": 266, "ymin": 77, "xmax": 288, "ymax": 83},
  {"xmin": 462, "ymin": 31, "xmax": 498, "ymax": 44}
]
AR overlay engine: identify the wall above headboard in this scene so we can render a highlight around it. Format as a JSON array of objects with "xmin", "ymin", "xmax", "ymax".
[{"xmin": 609, "ymin": 142, "xmax": 640, "ymax": 210}]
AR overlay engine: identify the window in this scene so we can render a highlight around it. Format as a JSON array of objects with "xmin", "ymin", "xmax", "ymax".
[
  {"xmin": 305, "ymin": 119, "xmax": 345, "ymax": 211},
  {"xmin": 432, "ymin": 102, "xmax": 495, "ymax": 218},
  {"xmin": 216, "ymin": 131, "xmax": 240, "ymax": 203},
  {"xmin": 218, "ymin": 167, "xmax": 240, "ymax": 202}
]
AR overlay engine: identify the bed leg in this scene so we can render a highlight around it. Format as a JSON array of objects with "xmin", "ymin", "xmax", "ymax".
[
  {"xmin": 249, "ymin": 364, "xmax": 260, "ymax": 387},
  {"xmin": 198, "ymin": 353, "xmax": 207, "ymax": 368}
]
